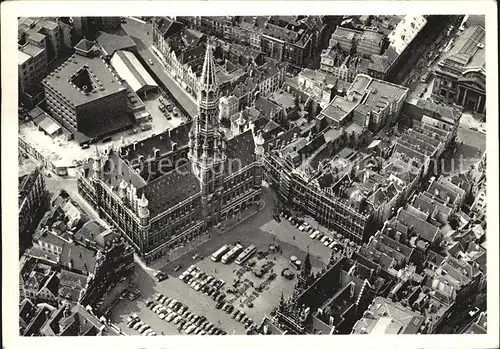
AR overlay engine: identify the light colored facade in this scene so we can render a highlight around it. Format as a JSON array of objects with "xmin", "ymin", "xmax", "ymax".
[{"xmin": 18, "ymin": 44, "xmax": 48, "ymax": 94}]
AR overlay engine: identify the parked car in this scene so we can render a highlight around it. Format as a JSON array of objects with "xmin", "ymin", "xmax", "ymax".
[
  {"xmin": 127, "ymin": 313, "xmax": 139, "ymax": 323},
  {"xmin": 174, "ymin": 265, "xmax": 182, "ymax": 272},
  {"xmin": 185, "ymin": 325, "xmax": 196, "ymax": 334},
  {"xmin": 138, "ymin": 324, "xmax": 150, "ymax": 333},
  {"xmin": 165, "ymin": 313, "xmax": 177, "ymax": 322},
  {"xmin": 127, "ymin": 318, "xmax": 139, "ymax": 327},
  {"xmin": 162, "ymin": 296, "xmax": 171, "ymax": 305}
]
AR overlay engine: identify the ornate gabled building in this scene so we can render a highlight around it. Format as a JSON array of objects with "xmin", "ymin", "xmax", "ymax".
[{"xmin": 77, "ymin": 44, "xmax": 263, "ymax": 263}]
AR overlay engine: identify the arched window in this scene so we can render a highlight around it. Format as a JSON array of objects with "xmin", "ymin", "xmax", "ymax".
[{"xmin": 208, "ymin": 91, "xmax": 214, "ymax": 100}]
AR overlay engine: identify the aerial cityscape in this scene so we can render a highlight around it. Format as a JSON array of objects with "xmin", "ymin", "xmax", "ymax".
[{"xmin": 17, "ymin": 14, "xmax": 487, "ymax": 336}]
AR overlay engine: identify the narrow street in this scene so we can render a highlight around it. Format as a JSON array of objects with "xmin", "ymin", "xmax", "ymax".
[{"xmin": 121, "ymin": 19, "xmax": 199, "ymax": 118}]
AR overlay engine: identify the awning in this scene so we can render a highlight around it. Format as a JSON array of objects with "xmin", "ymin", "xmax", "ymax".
[{"xmin": 38, "ymin": 116, "xmax": 61, "ymax": 136}]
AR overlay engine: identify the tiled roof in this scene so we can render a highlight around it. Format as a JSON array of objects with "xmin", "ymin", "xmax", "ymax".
[
  {"xmin": 60, "ymin": 243, "xmax": 97, "ymax": 275},
  {"xmin": 74, "ymin": 220, "xmax": 106, "ymax": 244},
  {"xmin": 227, "ymin": 129, "xmax": 256, "ymax": 170},
  {"xmin": 138, "ymin": 162, "xmax": 200, "ymax": 217},
  {"xmin": 37, "ymin": 231, "xmax": 67, "ymax": 248},
  {"xmin": 122, "ymin": 121, "xmax": 192, "ymax": 162},
  {"xmin": 95, "ymin": 151, "xmax": 147, "ymax": 189},
  {"xmin": 154, "ymin": 17, "xmax": 184, "ymax": 38},
  {"xmin": 397, "ymin": 208, "xmax": 440, "ymax": 243}
]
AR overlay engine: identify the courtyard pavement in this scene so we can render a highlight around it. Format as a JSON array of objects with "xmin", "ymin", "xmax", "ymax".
[{"xmin": 108, "ymin": 187, "xmax": 333, "ymax": 335}]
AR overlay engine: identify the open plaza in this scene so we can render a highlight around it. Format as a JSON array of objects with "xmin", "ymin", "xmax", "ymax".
[{"xmin": 107, "ymin": 186, "xmax": 347, "ymax": 335}]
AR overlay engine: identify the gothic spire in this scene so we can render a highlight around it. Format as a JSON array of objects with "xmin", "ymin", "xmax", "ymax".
[{"xmin": 200, "ymin": 40, "xmax": 217, "ymax": 92}]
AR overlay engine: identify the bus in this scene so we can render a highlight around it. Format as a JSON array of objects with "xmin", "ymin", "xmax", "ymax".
[
  {"xmin": 235, "ymin": 245, "xmax": 256, "ymax": 265},
  {"xmin": 221, "ymin": 244, "xmax": 243, "ymax": 264},
  {"xmin": 211, "ymin": 245, "xmax": 230, "ymax": 262}
]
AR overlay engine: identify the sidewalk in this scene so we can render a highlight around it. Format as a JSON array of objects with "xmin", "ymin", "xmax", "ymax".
[{"xmin": 147, "ymin": 233, "xmax": 210, "ymax": 270}]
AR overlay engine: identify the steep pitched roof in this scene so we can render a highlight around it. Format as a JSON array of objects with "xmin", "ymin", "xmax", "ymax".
[{"xmin": 137, "ymin": 162, "xmax": 201, "ymax": 217}]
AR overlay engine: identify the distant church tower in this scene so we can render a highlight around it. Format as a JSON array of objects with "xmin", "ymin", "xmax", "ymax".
[{"xmin": 188, "ymin": 41, "xmax": 227, "ymax": 227}]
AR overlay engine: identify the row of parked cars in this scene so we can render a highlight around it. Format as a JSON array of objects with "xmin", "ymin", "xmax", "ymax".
[
  {"xmin": 147, "ymin": 293, "xmax": 227, "ymax": 335},
  {"xmin": 282, "ymin": 211, "xmax": 353, "ymax": 250},
  {"xmin": 126, "ymin": 314, "xmax": 157, "ymax": 336},
  {"xmin": 180, "ymin": 265, "xmax": 256, "ymax": 331},
  {"xmin": 179, "ymin": 265, "xmax": 225, "ymax": 295}
]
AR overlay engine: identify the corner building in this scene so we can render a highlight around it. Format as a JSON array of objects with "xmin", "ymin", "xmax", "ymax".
[{"xmin": 77, "ymin": 45, "xmax": 263, "ymax": 263}]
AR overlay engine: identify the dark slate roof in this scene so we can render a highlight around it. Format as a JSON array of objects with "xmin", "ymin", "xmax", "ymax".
[
  {"xmin": 121, "ymin": 121, "xmax": 192, "ymax": 162},
  {"xmin": 375, "ymin": 233, "xmax": 413, "ymax": 259},
  {"xmin": 226, "ymin": 129, "xmax": 256, "ymax": 171},
  {"xmin": 36, "ymin": 231, "xmax": 67, "ymax": 249},
  {"xmin": 25, "ymin": 306, "xmax": 53, "ymax": 336},
  {"xmin": 96, "ymin": 28, "xmax": 137, "ymax": 57},
  {"xmin": 138, "ymin": 162, "xmax": 200, "ymax": 217},
  {"xmin": 73, "ymin": 220, "xmax": 106, "ymax": 244},
  {"xmin": 20, "ymin": 299, "xmax": 37, "ymax": 331},
  {"xmin": 154, "ymin": 17, "xmax": 184, "ymax": 38},
  {"xmin": 254, "ymin": 96, "xmax": 282, "ymax": 118},
  {"xmin": 60, "ymin": 243, "xmax": 97, "ymax": 275},
  {"xmin": 59, "ymin": 269, "xmax": 88, "ymax": 302},
  {"xmin": 42, "ymin": 271, "xmax": 60, "ymax": 296},
  {"xmin": 397, "ymin": 209, "xmax": 440, "ymax": 243},
  {"xmin": 91, "ymin": 150, "xmax": 147, "ymax": 190}
]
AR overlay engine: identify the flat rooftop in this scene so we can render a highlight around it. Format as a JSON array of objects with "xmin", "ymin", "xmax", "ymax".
[
  {"xmin": 320, "ymin": 95, "xmax": 358, "ymax": 122},
  {"xmin": 19, "ymin": 43, "xmax": 44, "ymax": 59},
  {"xmin": 19, "ymin": 50, "xmax": 31, "ymax": 65},
  {"xmin": 42, "ymin": 53, "xmax": 126, "ymax": 106}
]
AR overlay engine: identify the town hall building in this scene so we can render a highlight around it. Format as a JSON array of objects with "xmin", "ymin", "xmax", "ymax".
[{"xmin": 77, "ymin": 44, "xmax": 264, "ymax": 263}]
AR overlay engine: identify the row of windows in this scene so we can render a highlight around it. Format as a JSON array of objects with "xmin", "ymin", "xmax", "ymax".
[
  {"xmin": 223, "ymin": 181, "xmax": 254, "ymax": 205},
  {"xmin": 155, "ymin": 201, "xmax": 198, "ymax": 227}
]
